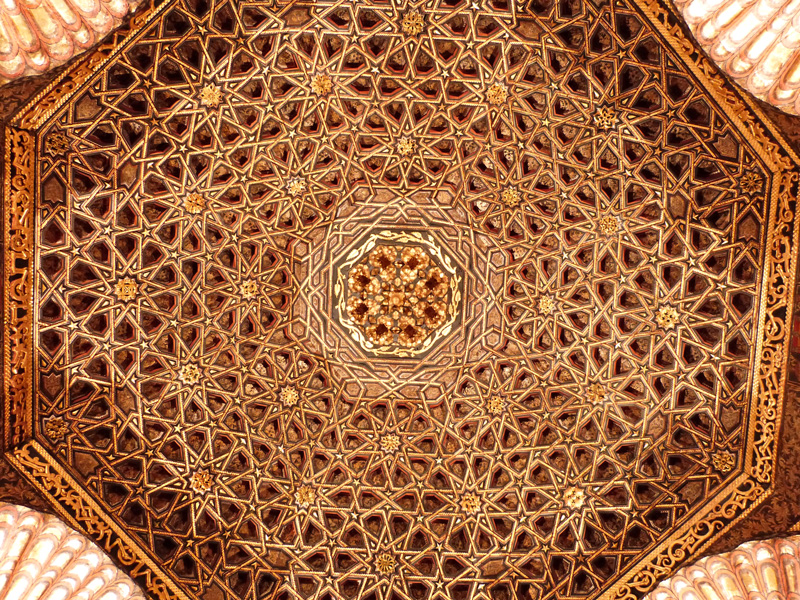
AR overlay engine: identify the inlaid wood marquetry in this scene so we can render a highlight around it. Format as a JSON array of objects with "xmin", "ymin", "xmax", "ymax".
[{"xmin": 3, "ymin": 0, "xmax": 799, "ymax": 599}]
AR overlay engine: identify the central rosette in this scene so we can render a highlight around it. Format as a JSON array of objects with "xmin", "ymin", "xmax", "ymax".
[{"xmin": 335, "ymin": 230, "xmax": 461, "ymax": 356}]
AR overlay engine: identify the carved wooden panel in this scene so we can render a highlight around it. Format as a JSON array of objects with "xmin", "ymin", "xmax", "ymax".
[{"xmin": 3, "ymin": 0, "xmax": 799, "ymax": 599}]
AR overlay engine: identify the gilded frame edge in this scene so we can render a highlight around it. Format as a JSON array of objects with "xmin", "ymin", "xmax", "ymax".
[{"xmin": 3, "ymin": 127, "xmax": 35, "ymax": 449}]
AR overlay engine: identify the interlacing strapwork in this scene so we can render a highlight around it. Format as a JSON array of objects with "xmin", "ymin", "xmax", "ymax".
[
  {"xmin": 28, "ymin": 0, "xmax": 778, "ymax": 599},
  {"xmin": 0, "ymin": 504, "xmax": 145, "ymax": 600}
]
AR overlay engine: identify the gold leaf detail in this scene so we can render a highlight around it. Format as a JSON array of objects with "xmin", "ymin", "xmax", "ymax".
[
  {"xmin": 375, "ymin": 552, "xmax": 396, "ymax": 574},
  {"xmin": 655, "ymin": 306, "xmax": 679, "ymax": 330},
  {"xmin": 280, "ymin": 386, "xmax": 300, "ymax": 405},
  {"xmin": 184, "ymin": 192, "xmax": 206, "ymax": 214},
  {"xmin": 460, "ymin": 492, "xmax": 481, "ymax": 514},
  {"xmin": 311, "ymin": 74, "xmax": 333, "ymax": 96},
  {"xmin": 295, "ymin": 485, "xmax": 316, "ymax": 507},
  {"xmin": 191, "ymin": 469, "xmax": 214, "ymax": 493},
  {"xmin": 486, "ymin": 83, "xmax": 508, "ymax": 105},
  {"xmin": 381, "ymin": 434, "xmax": 401, "ymax": 452},
  {"xmin": 401, "ymin": 10, "xmax": 424, "ymax": 36},
  {"xmin": 564, "ymin": 486, "xmax": 586, "ymax": 510},
  {"xmin": 44, "ymin": 417, "xmax": 68, "ymax": 440},
  {"xmin": 179, "ymin": 363, "xmax": 202, "ymax": 386}
]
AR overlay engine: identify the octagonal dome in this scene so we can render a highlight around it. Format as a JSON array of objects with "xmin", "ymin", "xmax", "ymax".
[{"xmin": 2, "ymin": 1, "xmax": 799, "ymax": 600}]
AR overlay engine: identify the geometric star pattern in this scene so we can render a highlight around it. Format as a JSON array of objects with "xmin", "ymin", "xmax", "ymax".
[{"xmin": 4, "ymin": 0, "xmax": 797, "ymax": 600}]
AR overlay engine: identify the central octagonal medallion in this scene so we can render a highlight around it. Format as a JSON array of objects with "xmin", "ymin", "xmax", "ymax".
[{"xmin": 336, "ymin": 231, "xmax": 461, "ymax": 357}]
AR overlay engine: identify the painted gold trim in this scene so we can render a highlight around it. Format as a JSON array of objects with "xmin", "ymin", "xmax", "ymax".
[{"xmin": 4, "ymin": 127, "xmax": 34, "ymax": 449}]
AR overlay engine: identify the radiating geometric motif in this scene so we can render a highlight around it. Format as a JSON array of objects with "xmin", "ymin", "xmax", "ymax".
[
  {"xmin": 336, "ymin": 230, "xmax": 462, "ymax": 356},
  {"xmin": 3, "ymin": 0, "xmax": 798, "ymax": 599},
  {"xmin": 0, "ymin": 503, "xmax": 144, "ymax": 600}
]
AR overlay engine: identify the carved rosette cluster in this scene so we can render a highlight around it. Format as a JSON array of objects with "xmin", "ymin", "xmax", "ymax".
[
  {"xmin": 334, "ymin": 230, "xmax": 462, "ymax": 356},
  {"xmin": 2, "ymin": 0, "xmax": 797, "ymax": 599}
]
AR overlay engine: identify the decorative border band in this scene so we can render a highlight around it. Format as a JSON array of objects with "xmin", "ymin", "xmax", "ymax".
[
  {"xmin": 7, "ymin": 440, "xmax": 190, "ymax": 600},
  {"xmin": 4, "ymin": 127, "xmax": 34, "ymax": 448},
  {"xmin": 2, "ymin": 0, "xmax": 799, "ymax": 598}
]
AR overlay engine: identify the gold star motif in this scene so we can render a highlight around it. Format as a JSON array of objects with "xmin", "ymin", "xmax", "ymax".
[
  {"xmin": 486, "ymin": 83, "xmax": 508, "ymax": 105},
  {"xmin": 712, "ymin": 451, "xmax": 735, "ymax": 473},
  {"xmin": 241, "ymin": 279, "xmax": 258, "ymax": 300},
  {"xmin": 191, "ymin": 469, "xmax": 214, "ymax": 493},
  {"xmin": 401, "ymin": 10, "xmax": 424, "ymax": 36},
  {"xmin": 397, "ymin": 137, "xmax": 416, "ymax": 157},
  {"xmin": 593, "ymin": 105, "xmax": 617, "ymax": 129},
  {"xmin": 184, "ymin": 192, "xmax": 206, "ymax": 214},
  {"xmin": 44, "ymin": 416, "xmax": 68, "ymax": 440},
  {"xmin": 287, "ymin": 177, "xmax": 307, "ymax": 197},
  {"xmin": 487, "ymin": 395, "xmax": 505, "ymax": 415},
  {"xmin": 655, "ymin": 306, "xmax": 679, "ymax": 330},
  {"xmin": 375, "ymin": 552, "xmax": 396, "ymax": 574},
  {"xmin": 500, "ymin": 186, "xmax": 521, "ymax": 207},
  {"xmin": 199, "ymin": 84, "xmax": 223, "ymax": 108},
  {"xmin": 180, "ymin": 363, "xmax": 202, "ymax": 386},
  {"xmin": 598, "ymin": 215, "xmax": 618, "ymax": 235},
  {"xmin": 460, "ymin": 492, "xmax": 481, "ymax": 514},
  {"xmin": 311, "ymin": 74, "xmax": 333, "ymax": 96},
  {"xmin": 740, "ymin": 172, "xmax": 762, "ymax": 195},
  {"xmin": 280, "ymin": 386, "xmax": 300, "ymax": 405},
  {"xmin": 586, "ymin": 383, "xmax": 606, "ymax": 404},
  {"xmin": 381, "ymin": 434, "xmax": 401, "ymax": 452},
  {"xmin": 115, "ymin": 277, "xmax": 138, "ymax": 302},
  {"xmin": 564, "ymin": 486, "xmax": 586, "ymax": 510},
  {"xmin": 538, "ymin": 295, "xmax": 556, "ymax": 315},
  {"xmin": 295, "ymin": 484, "xmax": 316, "ymax": 507},
  {"xmin": 44, "ymin": 131, "xmax": 69, "ymax": 156}
]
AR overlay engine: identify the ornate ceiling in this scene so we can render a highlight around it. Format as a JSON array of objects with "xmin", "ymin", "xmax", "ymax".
[{"xmin": 2, "ymin": 1, "xmax": 800, "ymax": 600}]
